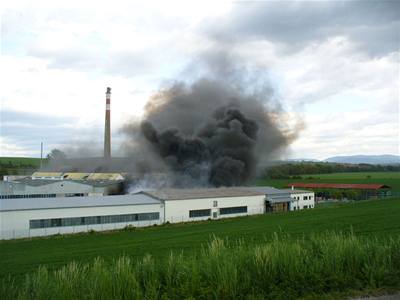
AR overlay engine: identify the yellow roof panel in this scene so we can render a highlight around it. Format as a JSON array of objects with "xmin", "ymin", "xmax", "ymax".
[
  {"xmin": 86, "ymin": 173, "xmax": 124, "ymax": 180},
  {"xmin": 63, "ymin": 173, "xmax": 90, "ymax": 180},
  {"xmin": 32, "ymin": 172, "xmax": 63, "ymax": 177}
]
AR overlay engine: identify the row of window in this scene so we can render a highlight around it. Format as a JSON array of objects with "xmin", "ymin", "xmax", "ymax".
[
  {"xmin": 30, "ymin": 212, "xmax": 160, "ymax": 229},
  {"xmin": 189, "ymin": 209, "xmax": 211, "ymax": 218},
  {"xmin": 189, "ymin": 206, "xmax": 248, "ymax": 218},
  {"xmin": 0, "ymin": 194, "xmax": 57, "ymax": 199},
  {"xmin": 220, "ymin": 206, "xmax": 247, "ymax": 215},
  {"xmin": 293, "ymin": 204, "xmax": 314, "ymax": 210},
  {"xmin": 293, "ymin": 195, "xmax": 313, "ymax": 200}
]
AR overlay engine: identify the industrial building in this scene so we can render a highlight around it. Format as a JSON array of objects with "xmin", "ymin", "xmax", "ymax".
[
  {"xmin": 0, "ymin": 186, "xmax": 314, "ymax": 240},
  {"xmin": 0, "ymin": 172, "xmax": 126, "ymax": 198},
  {"xmin": 0, "ymin": 194, "xmax": 162, "ymax": 239}
]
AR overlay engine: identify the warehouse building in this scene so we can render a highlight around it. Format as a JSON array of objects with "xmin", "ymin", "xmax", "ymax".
[
  {"xmin": 0, "ymin": 194, "xmax": 163, "ymax": 239},
  {"xmin": 0, "ymin": 177, "xmax": 125, "ymax": 198},
  {"xmin": 143, "ymin": 188, "xmax": 266, "ymax": 223},
  {"xmin": 0, "ymin": 186, "xmax": 314, "ymax": 240}
]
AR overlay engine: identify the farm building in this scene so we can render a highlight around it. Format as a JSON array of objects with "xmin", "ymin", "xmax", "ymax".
[
  {"xmin": 0, "ymin": 186, "xmax": 315, "ymax": 240},
  {"xmin": 288, "ymin": 183, "xmax": 391, "ymax": 200}
]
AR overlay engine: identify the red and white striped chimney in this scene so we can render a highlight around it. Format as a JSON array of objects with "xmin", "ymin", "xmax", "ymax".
[{"xmin": 104, "ymin": 87, "xmax": 111, "ymax": 159}]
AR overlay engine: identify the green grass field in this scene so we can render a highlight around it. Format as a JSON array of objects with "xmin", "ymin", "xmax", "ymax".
[
  {"xmin": 1, "ymin": 198, "xmax": 400, "ymax": 282},
  {"xmin": 0, "ymin": 157, "xmax": 41, "ymax": 166},
  {"xmin": 256, "ymin": 171, "xmax": 400, "ymax": 192},
  {"xmin": 0, "ymin": 157, "xmax": 41, "ymax": 176}
]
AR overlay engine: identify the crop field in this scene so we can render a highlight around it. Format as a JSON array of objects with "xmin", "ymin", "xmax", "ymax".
[{"xmin": 256, "ymin": 171, "xmax": 400, "ymax": 192}]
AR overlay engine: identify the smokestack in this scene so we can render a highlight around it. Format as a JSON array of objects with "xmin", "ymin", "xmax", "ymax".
[{"xmin": 104, "ymin": 87, "xmax": 111, "ymax": 159}]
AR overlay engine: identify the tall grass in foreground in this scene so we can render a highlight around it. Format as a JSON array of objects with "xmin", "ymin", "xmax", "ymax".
[{"xmin": 2, "ymin": 233, "xmax": 400, "ymax": 299}]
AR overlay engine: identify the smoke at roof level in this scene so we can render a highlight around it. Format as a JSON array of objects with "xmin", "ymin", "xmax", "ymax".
[{"xmin": 123, "ymin": 75, "xmax": 299, "ymax": 187}]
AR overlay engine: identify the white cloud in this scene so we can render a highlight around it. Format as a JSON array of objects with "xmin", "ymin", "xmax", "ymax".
[{"xmin": 1, "ymin": 0, "xmax": 399, "ymax": 160}]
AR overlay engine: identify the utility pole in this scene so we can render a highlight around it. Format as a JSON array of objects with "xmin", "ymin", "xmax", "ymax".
[{"xmin": 40, "ymin": 142, "xmax": 43, "ymax": 169}]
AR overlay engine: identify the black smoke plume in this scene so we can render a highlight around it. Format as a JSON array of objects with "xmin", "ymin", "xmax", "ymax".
[{"xmin": 123, "ymin": 77, "xmax": 296, "ymax": 187}]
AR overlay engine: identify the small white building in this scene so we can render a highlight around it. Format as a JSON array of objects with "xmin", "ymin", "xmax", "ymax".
[
  {"xmin": 144, "ymin": 188, "xmax": 266, "ymax": 223},
  {"xmin": 287, "ymin": 189, "xmax": 315, "ymax": 210}
]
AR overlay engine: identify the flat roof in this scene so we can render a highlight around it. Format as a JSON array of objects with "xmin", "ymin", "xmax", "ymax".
[
  {"xmin": 10, "ymin": 178, "xmax": 121, "ymax": 188},
  {"xmin": 246, "ymin": 186, "xmax": 313, "ymax": 195},
  {"xmin": 0, "ymin": 194, "xmax": 161, "ymax": 212},
  {"xmin": 143, "ymin": 187, "xmax": 264, "ymax": 201}
]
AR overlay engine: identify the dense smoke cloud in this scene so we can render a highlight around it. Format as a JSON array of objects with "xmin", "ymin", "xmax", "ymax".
[
  {"xmin": 123, "ymin": 74, "xmax": 297, "ymax": 187},
  {"xmin": 42, "ymin": 49, "xmax": 300, "ymax": 187}
]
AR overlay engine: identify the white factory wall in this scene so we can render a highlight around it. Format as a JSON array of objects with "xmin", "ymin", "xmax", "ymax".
[
  {"xmin": 164, "ymin": 195, "xmax": 265, "ymax": 223},
  {"xmin": 0, "ymin": 203, "xmax": 163, "ymax": 240},
  {"xmin": 290, "ymin": 192, "xmax": 315, "ymax": 210}
]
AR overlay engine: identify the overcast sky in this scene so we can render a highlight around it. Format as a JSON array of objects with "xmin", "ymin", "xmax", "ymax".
[{"xmin": 1, "ymin": 0, "xmax": 399, "ymax": 160}]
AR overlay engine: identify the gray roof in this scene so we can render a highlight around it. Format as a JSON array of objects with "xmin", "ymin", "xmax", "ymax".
[
  {"xmin": 11, "ymin": 178, "xmax": 121, "ymax": 188},
  {"xmin": 280, "ymin": 189, "xmax": 313, "ymax": 194},
  {"xmin": 143, "ymin": 187, "xmax": 264, "ymax": 201},
  {"xmin": 246, "ymin": 186, "xmax": 291, "ymax": 195},
  {"xmin": 72, "ymin": 180, "xmax": 123, "ymax": 187},
  {"xmin": 0, "ymin": 194, "xmax": 161, "ymax": 212},
  {"xmin": 247, "ymin": 186, "xmax": 313, "ymax": 195},
  {"xmin": 12, "ymin": 178, "xmax": 61, "ymax": 187}
]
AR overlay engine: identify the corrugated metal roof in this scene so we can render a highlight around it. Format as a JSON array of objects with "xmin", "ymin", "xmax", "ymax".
[
  {"xmin": 0, "ymin": 194, "xmax": 161, "ymax": 211},
  {"xmin": 288, "ymin": 183, "xmax": 391, "ymax": 190},
  {"xmin": 246, "ymin": 186, "xmax": 288, "ymax": 195},
  {"xmin": 245, "ymin": 186, "xmax": 312, "ymax": 195},
  {"xmin": 143, "ymin": 187, "xmax": 264, "ymax": 201},
  {"xmin": 12, "ymin": 178, "xmax": 65, "ymax": 187},
  {"xmin": 11, "ymin": 178, "xmax": 121, "ymax": 188}
]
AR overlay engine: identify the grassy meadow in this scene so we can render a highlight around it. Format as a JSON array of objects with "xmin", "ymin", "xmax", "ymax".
[
  {"xmin": 2, "ymin": 233, "xmax": 400, "ymax": 299},
  {"xmin": 1, "ymin": 198, "xmax": 400, "ymax": 298},
  {"xmin": 256, "ymin": 171, "xmax": 400, "ymax": 192}
]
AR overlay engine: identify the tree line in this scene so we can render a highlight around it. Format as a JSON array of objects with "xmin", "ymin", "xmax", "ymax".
[{"xmin": 262, "ymin": 162, "xmax": 400, "ymax": 179}]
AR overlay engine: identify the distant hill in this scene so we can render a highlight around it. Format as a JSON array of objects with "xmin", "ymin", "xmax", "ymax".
[{"xmin": 324, "ymin": 155, "xmax": 400, "ymax": 165}]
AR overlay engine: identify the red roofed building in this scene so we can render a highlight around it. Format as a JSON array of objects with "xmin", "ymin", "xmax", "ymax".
[
  {"xmin": 288, "ymin": 183, "xmax": 391, "ymax": 190},
  {"xmin": 287, "ymin": 183, "xmax": 392, "ymax": 201}
]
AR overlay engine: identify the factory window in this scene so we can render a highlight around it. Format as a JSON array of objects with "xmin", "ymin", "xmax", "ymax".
[
  {"xmin": 0, "ymin": 194, "xmax": 57, "ymax": 199},
  {"xmin": 189, "ymin": 209, "xmax": 211, "ymax": 218},
  {"xmin": 219, "ymin": 206, "xmax": 247, "ymax": 215},
  {"xmin": 213, "ymin": 201, "xmax": 218, "ymax": 207},
  {"xmin": 29, "ymin": 212, "xmax": 160, "ymax": 229}
]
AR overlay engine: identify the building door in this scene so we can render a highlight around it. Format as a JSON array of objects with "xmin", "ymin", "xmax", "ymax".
[{"xmin": 213, "ymin": 212, "xmax": 218, "ymax": 218}]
